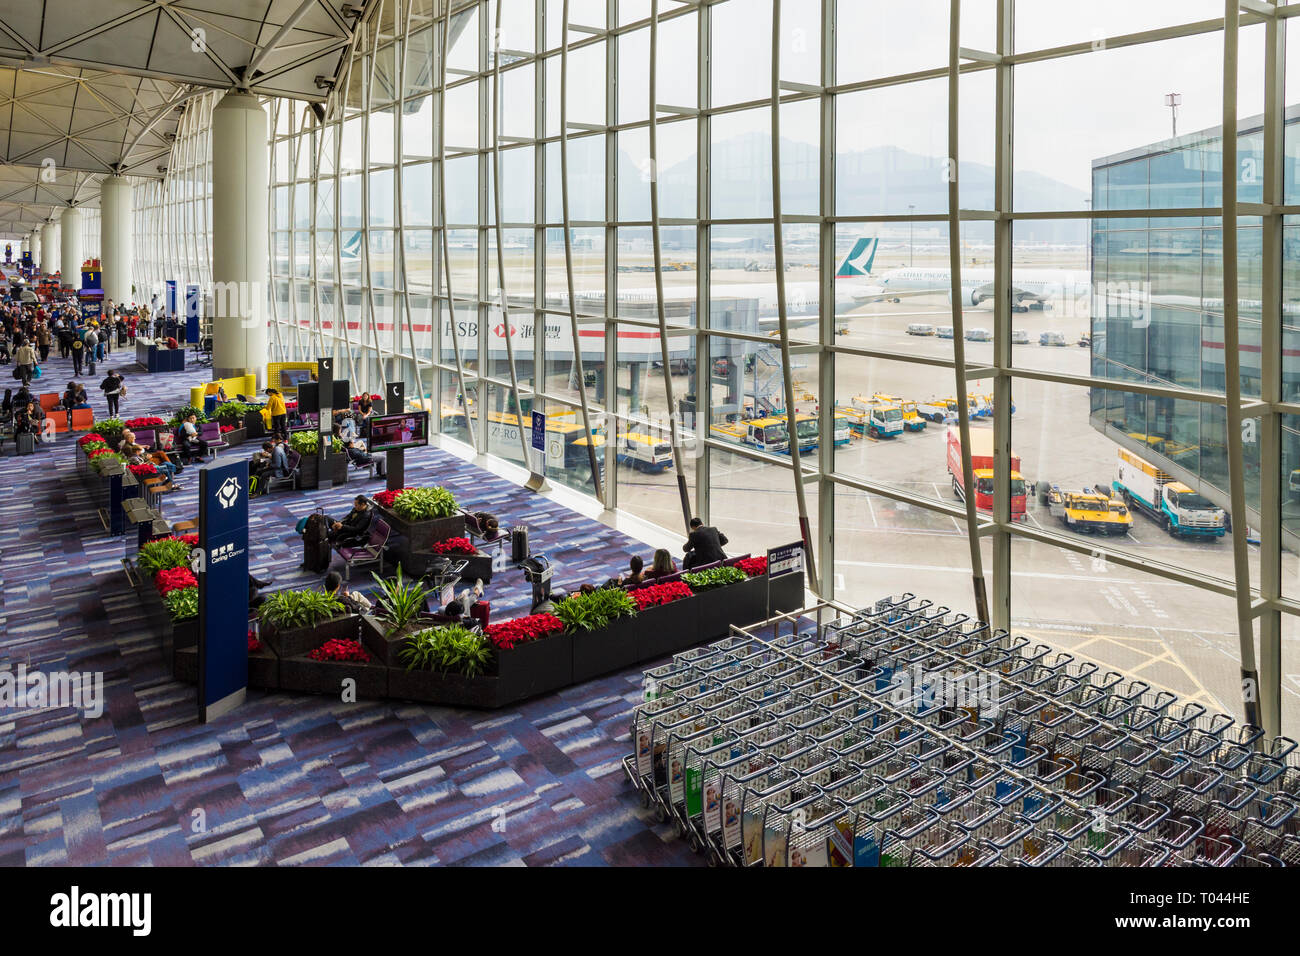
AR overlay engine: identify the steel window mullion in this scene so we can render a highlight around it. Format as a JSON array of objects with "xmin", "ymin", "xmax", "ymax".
[
  {"xmin": 990, "ymin": 0, "xmax": 1013, "ymax": 632},
  {"xmin": 1258, "ymin": 7, "xmax": 1286, "ymax": 737},
  {"xmin": 817, "ymin": 0, "xmax": 836, "ymax": 601},
  {"xmin": 560, "ymin": 0, "xmax": 607, "ymax": 505},
  {"xmin": 1220, "ymin": 1, "xmax": 1263, "ymax": 731},
  {"xmin": 946, "ymin": 0, "xmax": 992, "ymax": 626},
  {"xmin": 770, "ymin": 0, "xmax": 819, "ymax": 589},
  {"xmin": 492, "ymin": 0, "xmax": 544, "ymax": 481}
]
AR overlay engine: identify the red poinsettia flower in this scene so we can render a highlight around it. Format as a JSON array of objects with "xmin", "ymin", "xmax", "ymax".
[
  {"xmin": 735, "ymin": 556, "xmax": 767, "ymax": 578},
  {"xmin": 373, "ymin": 487, "xmax": 413, "ymax": 509},
  {"xmin": 219, "ymin": 425, "xmax": 234, "ymax": 433},
  {"xmin": 87, "ymin": 447, "xmax": 114, "ymax": 459},
  {"xmin": 247, "ymin": 630, "xmax": 263, "ymax": 653},
  {"xmin": 308, "ymin": 638, "xmax": 371, "ymax": 663},
  {"xmin": 155, "ymin": 566, "xmax": 198, "ymax": 595},
  {"xmin": 431, "ymin": 536, "xmax": 476, "ymax": 555},
  {"xmin": 631, "ymin": 580, "xmax": 694, "ymax": 611},
  {"xmin": 78, "ymin": 433, "xmax": 105, "ymax": 446},
  {"xmin": 485, "ymin": 613, "xmax": 564, "ymax": 650},
  {"xmin": 124, "ymin": 416, "xmax": 166, "ymax": 429},
  {"xmin": 129, "ymin": 462, "xmax": 158, "ymax": 478}
]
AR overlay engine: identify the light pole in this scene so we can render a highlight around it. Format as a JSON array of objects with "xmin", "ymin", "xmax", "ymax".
[
  {"xmin": 1164, "ymin": 92, "xmax": 1181, "ymax": 139},
  {"xmin": 908, "ymin": 203, "xmax": 915, "ymax": 267}
]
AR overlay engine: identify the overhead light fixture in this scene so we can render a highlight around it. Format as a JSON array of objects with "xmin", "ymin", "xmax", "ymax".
[
  {"xmin": 314, "ymin": 75, "xmax": 335, "ymax": 91},
  {"xmin": 341, "ymin": 3, "xmax": 366, "ymax": 18}
]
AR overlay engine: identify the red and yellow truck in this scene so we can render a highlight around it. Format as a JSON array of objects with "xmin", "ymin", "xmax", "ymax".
[{"xmin": 947, "ymin": 427, "xmax": 1027, "ymax": 519}]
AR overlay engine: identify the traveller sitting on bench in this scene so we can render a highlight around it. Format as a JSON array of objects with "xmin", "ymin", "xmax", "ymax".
[
  {"xmin": 328, "ymin": 495, "xmax": 373, "ymax": 548},
  {"xmin": 682, "ymin": 517, "xmax": 728, "ymax": 570}
]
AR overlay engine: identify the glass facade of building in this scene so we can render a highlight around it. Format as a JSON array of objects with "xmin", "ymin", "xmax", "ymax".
[{"xmin": 124, "ymin": 0, "xmax": 1300, "ymax": 737}]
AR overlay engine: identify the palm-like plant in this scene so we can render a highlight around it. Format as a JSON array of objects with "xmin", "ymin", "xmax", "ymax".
[{"xmin": 371, "ymin": 567, "xmax": 432, "ymax": 636}]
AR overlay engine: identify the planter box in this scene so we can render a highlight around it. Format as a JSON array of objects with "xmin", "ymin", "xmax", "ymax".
[
  {"xmin": 767, "ymin": 570, "xmax": 806, "ymax": 616},
  {"xmin": 171, "ymin": 643, "xmax": 278, "ymax": 689},
  {"xmin": 359, "ymin": 614, "xmax": 440, "ymax": 668},
  {"xmin": 387, "ymin": 667, "xmax": 498, "ymax": 707},
  {"xmin": 375, "ymin": 506, "xmax": 466, "ymax": 557},
  {"xmin": 634, "ymin": 594, "xmax": 703, "ymax": 662},
  {"xmin": 243, "ymin": 410, "xmax": 267, "ymax": 439},
  {"xmin": 495, "ymin": 631, "xmax": 574, "ymax": 703},
  {"xmin": 299, "ymin": 452, "xmax": 349, "ymax": 490},
  {"xmin": 259, "ymin": 612, "xmax": 360, "ymax": 658},
  {"xmin": 280, "ymin": 655, "xmax": 389, "ymax": 698},
  {"xmin": 692, "ymin": 576, "xmax": 768, "ymax": 643},
  {"xmin": 422, "ymin": 547, "xmax": 493, "ymax": 585},
  {"xmin": 248, "ymin": 643, "xmax": 280, "ymax": 690},
  {"xmin": 571, "ymin": 613, "xmax": 651, "ymax": 684}
]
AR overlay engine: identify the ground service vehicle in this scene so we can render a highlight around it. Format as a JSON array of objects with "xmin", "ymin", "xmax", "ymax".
[
  {"xmin": 936, "ymin": 326, "xmax": 954, "ymax": 339},
  {"xmin": 843, "ymin": 399, "xmax": 904, "ymax": 439},
  {"xmin": 1046, "ymin": 485, "xmax": 1133, "ymax": 535},
  {"xmin": 1112, "ymin": 449, "xmax": 1226, "ymax": 538},
  {"xmin": 965, "ymin": 327, "xmax": 993, "ymax": 342},
  {"xmin": 871, "ymin": 394, "xmax": 927, "ymax": 431},
  {"xmin": 616, "ymin": 432, "xmax": 674, "ymax": 473},
  {"xmin": 916, "ymin": 399, "xmax": 958, "ymax": 424},
  {"xmin": 710, "ymin": 417, "xmax": 789, "ymax": 454},
  {"xmin": 1039, "ymin": 330, "xmax": 1068, "ymax": 346},
  {"xmin": 485, "ymin": 411, "xmax": 607, "ymax": 478},
  {"xmin": 906, "ymin": 323, "xmax": 936, "ymax": 336},
  {"xmin": 947, "ymin": 427, "xmax": 1027, "ymax": 519}
]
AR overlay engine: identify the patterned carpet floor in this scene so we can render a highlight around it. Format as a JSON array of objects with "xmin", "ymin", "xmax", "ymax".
[{"xmin": 0, "ymin": 347, "xmax": 700, "ymax": 866}]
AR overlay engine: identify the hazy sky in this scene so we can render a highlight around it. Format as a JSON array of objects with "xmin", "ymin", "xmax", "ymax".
[{"xmin": 512, "ymin": 0, "xmax": 1284, "ymax": 196}]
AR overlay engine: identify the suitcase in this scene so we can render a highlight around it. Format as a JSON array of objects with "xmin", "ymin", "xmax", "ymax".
[
  {"xmin": 301, "ymin": 510, "xmax": 332, "ymax": 573},
  {"xmin": 469, "ymin": 599, "xmax": 490, "ymax": 631},
  {"xmin": 15, "ymin": 431, "xmax": 35, "ymax": 455},
  {"xmin": 510, "ymin": 526, "xmax": 529, "ymax": 564}
]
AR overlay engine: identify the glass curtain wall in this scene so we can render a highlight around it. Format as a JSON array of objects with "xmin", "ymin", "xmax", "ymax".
[
  {"xmin": 131, "ymin": 90, "xmax": 218, "ymax": 304},
  {"xmin": 132, "ymin": 0, "xmax": 1300, "ymax": 737}
]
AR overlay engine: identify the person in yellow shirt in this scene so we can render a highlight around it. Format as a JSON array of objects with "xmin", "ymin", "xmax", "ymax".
[{"xmin": 265, "ymin": 388, "xmax": 288, "ymax": 439}]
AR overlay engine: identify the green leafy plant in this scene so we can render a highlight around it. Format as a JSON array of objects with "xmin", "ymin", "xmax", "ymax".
[
  {"xmin": 165, "ymin": 586, "xmax": 199, "ymax": 622},
  {"xmin": 400, "ymin": 623, "xmax": 492, "ymax": 677},
  {"xmin": 391, "ymin": 486, "xmax": 458, "ymax": 521},
  {"xmin": 371, "ymin": 567, "xmax": 432, "ymax": 636},
  {"xmin": 553, "ymin": 587, "xmax": 637, "ymax": 633},
  {"xmin": 81, "ymin": 441, "xmax": 108, "ymax": 453},
  {"xmin": 91, "ymin": 418, "xmax": 125, "ymax": 442},
  {"xmin": 682, "ymin": 566, "xmax": 748, "ymax": 591},
  {"xmin": 259, "ymin": 589, "xmax": 346, "ymax": 629},
  {"xmin": 138, "ymin": 537, "xmax": 193, "ymax": 575},
  {"xmin": 213, "ymin": 401, "xmax": 250, "ymax": 425},
  {"xmin": 167, "ymin": 404, "xmax": 208, "ymax": 427},
  {"xmin": 288, "ymin": 430, "xmax": 344, "ymax": 455}
]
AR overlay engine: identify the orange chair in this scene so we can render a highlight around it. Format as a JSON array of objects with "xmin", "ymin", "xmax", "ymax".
[
  {"xmin": 39, "ymin": 392, "xmax": 59, "ymax": 413},
  {"xmin": 70, "ymin": 408, "xmax": 95, "ymax": 431},
  {"xmin": 51, "ymin": 415, "xmax": 69, "ymax": 434}
]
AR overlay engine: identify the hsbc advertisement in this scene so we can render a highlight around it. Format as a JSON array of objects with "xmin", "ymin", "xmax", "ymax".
[{"xmin": 439, "ymin": 316, "xmax": 686, "ymax": 361}]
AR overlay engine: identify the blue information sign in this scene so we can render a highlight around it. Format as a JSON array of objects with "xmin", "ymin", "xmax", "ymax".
[
  {"xmin": 531, "ymin": 410, "xmax": 546, "ymax": 452},
  {"xmin": 165, "ymin": 279, "xmax": 179, "ymax": 318},
  {"xmin": 198, "ymin": 458, "xmax": 250, "ymax": 723},
  {"xmin": 766, "ymin": 541, "xmax": 805, "ymax": 579},
  {"xmin": 185, "ymin": 283, "xmax": 201, "ymax": 342}
]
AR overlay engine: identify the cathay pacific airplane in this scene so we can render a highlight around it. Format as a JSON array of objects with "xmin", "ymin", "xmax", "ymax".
[
  {"xmin": 568, "ymin": 236, "xmax": 884, "ymax": 332},
  {"xmin": 855, "ymin": 260, "xmax": 1093, "ymax": 311}
]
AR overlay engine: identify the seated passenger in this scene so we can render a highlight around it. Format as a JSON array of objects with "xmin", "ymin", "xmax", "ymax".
[{"xmin": 329, "ymin": 495, "xmax": 373, "ymax": 548}]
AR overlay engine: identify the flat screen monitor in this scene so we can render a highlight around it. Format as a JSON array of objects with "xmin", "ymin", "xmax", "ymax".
[
  {"xmin": 333, "ymin": 380, "xmax": 350, "ymax": 410},
  {"xmin": 368, "ymin": 411, "xmax": 429, "ymax": 453},
  {"xmin": 280, "ymin": 368, "xmax": 312, "ymax": 390}
]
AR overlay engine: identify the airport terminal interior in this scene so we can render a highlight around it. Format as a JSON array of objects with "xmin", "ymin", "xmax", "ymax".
[{"xmin": 2, "ymin": 0, "xmax": 1300, "ymax": 870}]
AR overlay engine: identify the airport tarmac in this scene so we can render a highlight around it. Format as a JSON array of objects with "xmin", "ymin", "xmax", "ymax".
[{"xmin": 561, "ymin": 274, "xmax": 1298, "ymax": 729}]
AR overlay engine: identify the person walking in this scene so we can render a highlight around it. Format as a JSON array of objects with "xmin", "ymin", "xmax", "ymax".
[
  {"xmin": 69, "ymin": 330, "xmax": 84, "ymax": 376},
  {"xmin": 13, "ymin": 338, "xmax": 35, "ymax": 387},
  {"xmin": 100, "ymin": 369, "xmax": 123, "ymax": 417},
  {"xmin": 83, "ymin": 326, "xmax": 97, "ymax": 376},
  {"xmin": 35, "ymin": 322, "xmax": 50, "ymax": 363}
]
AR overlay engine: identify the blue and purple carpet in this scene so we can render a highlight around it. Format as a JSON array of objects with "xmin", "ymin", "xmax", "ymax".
[{"xmin": 0, "ymin": 348, "xmax": 698, "ymax": 866}]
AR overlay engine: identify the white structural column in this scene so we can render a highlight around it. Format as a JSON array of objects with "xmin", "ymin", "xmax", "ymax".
[
  {"xmin": 41, "ymin": 220, "xmax": 58, "ymax": 276},
  {"xmin": 211, "ymin": 91, "xmax": 269, "ymax": 385},
  {"xmin": 60, "ymin": 207, "xmax": 82, "ymax": 287},
  {"xmin": 100, "ymin": 175, "xmax": 133, "ymax": 306},
  {"xmin": 30, "ymin": 229, "xmax": 41, "ymax": 273}
]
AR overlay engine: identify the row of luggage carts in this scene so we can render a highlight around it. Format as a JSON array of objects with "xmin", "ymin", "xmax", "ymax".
[{"xmin": 621, "ymin": 593, "xmax": 1299, "ymax": 867}]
